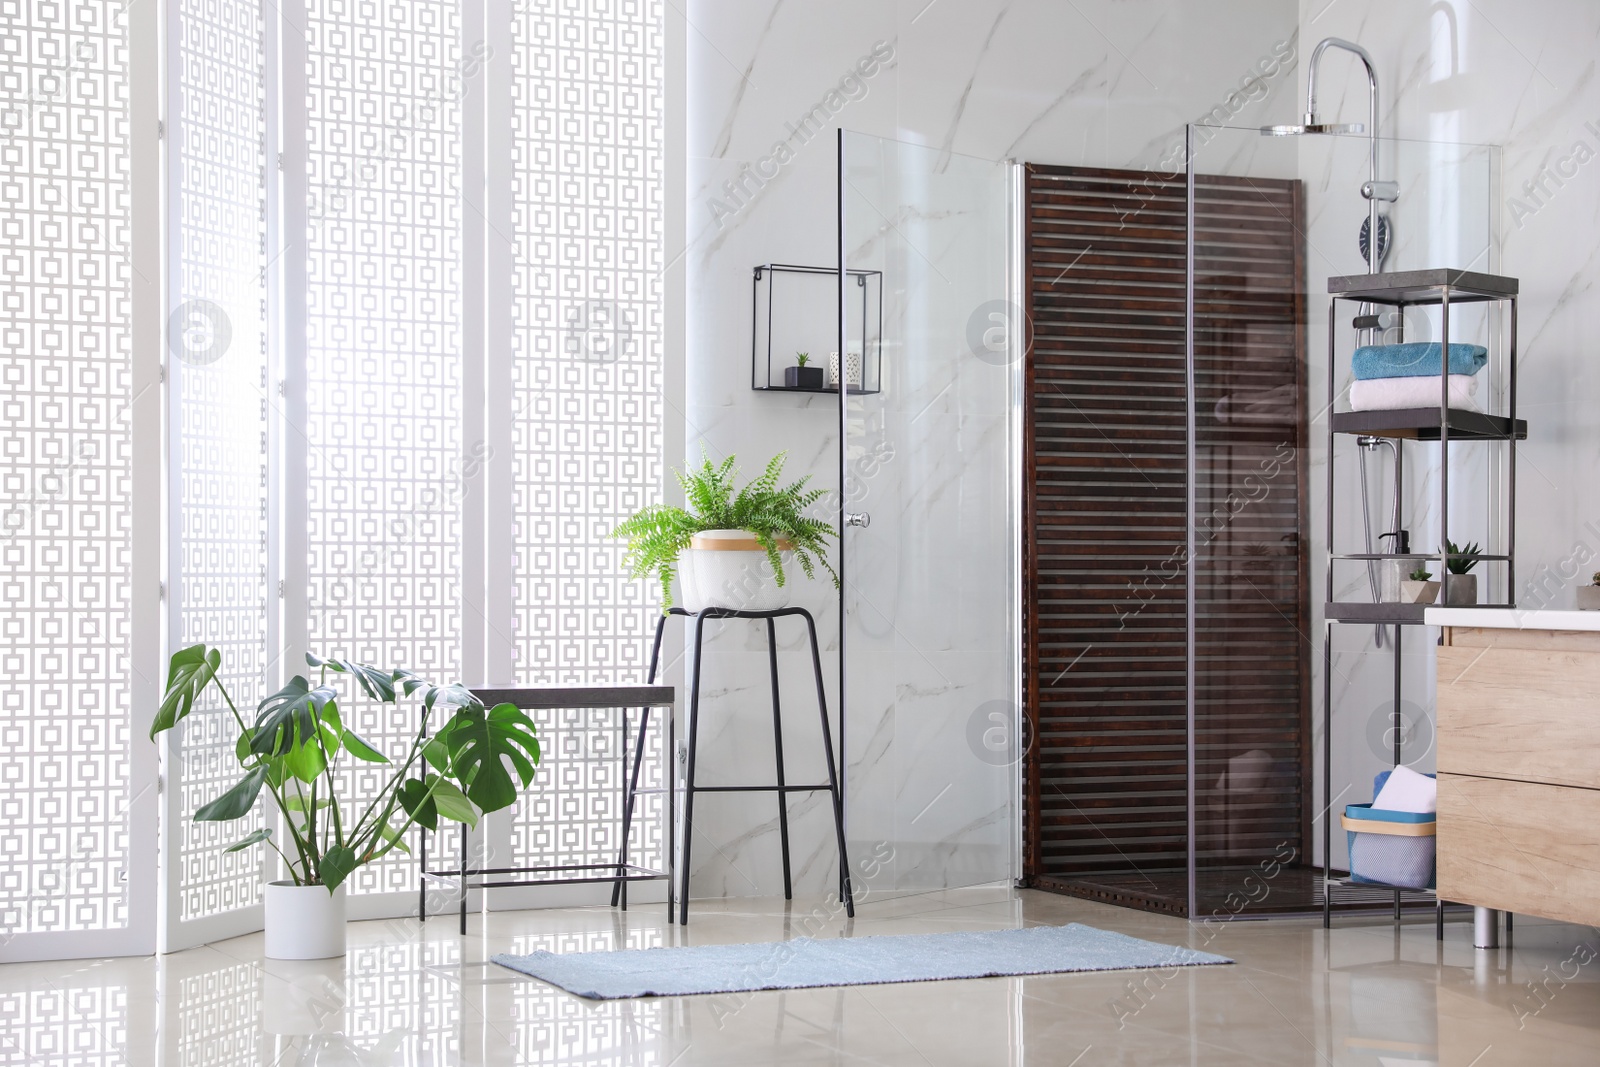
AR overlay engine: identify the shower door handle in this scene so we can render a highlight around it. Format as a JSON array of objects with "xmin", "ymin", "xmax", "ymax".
[{"xmin": 844, "ymin": 512, "xmax": 871, "ymax": 529}]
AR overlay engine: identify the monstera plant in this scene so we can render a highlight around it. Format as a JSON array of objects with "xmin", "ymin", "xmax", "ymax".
[{"xmin": 150, "ymin": 645, "xmax": 541, "ymax": 891}]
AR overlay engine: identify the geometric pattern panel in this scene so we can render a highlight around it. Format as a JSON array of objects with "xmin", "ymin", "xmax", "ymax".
[
  {"xmin": 303, "ymin": 0, "xmax": 463, "ymax": 896},
  {"xmin": 172, "ymin": 0, "xmax": 271, "ymax": 924},
  {"xmin": 511, "ymin": 0, "xmax": 665, "ymax": 687},
  {"xmin": 505, "ymin": 926, "xmax": 665, "ymax": 1063},
  {"xmin": 508, "ymin": 705, "xmax": 665, "ymax": 877},
  {"xmin": 171, "ymin": 959, "xmax": 258, "ymax": 1067},
  {"xmin": 0, "ymin": 981, "xmax": 129, "ymax": 1066},
  {"xmin": 0, "ymin": 0, "xmax": 135, "ymax": 938}
]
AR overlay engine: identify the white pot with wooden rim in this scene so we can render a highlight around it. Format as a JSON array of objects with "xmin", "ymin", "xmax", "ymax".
[{"xmin": 679, "ymin": 529, "xmax": 795, "ymax": 612}]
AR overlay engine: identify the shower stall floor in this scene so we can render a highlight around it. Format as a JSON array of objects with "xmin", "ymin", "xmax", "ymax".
[{"xmin": 1030, "ymin": 867, "xmax": 1440, "ymax": 919}]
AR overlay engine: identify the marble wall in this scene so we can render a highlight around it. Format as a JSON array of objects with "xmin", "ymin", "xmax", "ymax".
[{"xmin": 679, "ymin": 0, "xmax": 1303, "ymax": 900}]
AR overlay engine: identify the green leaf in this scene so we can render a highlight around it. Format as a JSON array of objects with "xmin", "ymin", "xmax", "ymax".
[
  {"xmin": 342, "ymin": 727, "xmax": 389, "ymax": 763},
  {"xmin": 195, "ymin": 766, "xmax": 269, "ymax": 822},
  {"xmin": 263, "ymin": 754, "xmax": 290, "ymax": 789},
  {"xmin": 421, "ymin": 735, "xmax": 451, "ymax": 773},
  {"xmin": 392, "ymin": 669, "xmax": 431, "ymax": 697},
  {"xmin": 377, "ymin": 821, "xmax": 411, "ymax": 856},
  {"xmin": 151, "ymin": 644, "xmax": 222, "ymax": 739},
  {"xmin": 397, "ymin": 778, "xmax": 439, "ymax": 831},
  {"xmin": 252, "ymin": 676, "xmax": 337, "ymax": 758},
  {"xmin": 423, "ymin": 683, "xmax": 478, "ymax": 714},
  {"xmin": 223, "ymin": 827, "xmax": 273, "ymax": 854},
  {"xmin": 281, "ymin": 794, "xmax": 332, "ymax": 813},
  {"xmin": 318, "ymin": 845, "xmax": 359, "ymax": 891},
  {"xmin": 428, "ymin": 776, "xmax": 480, "ymax": 827},
  {"xmin": 311, "ymin": 654, "xmax": 398, "ymax": 703},
  {"xmin": 442, "ymin": 702, "xmax": 541, "ymax": 813},
  {"xmin": 282, "ymin": 734, "xmax": 327, "ymax": 784},
  {"xmin": 319, "ymin": 699, "xmax": 344, "ymax": 735}
]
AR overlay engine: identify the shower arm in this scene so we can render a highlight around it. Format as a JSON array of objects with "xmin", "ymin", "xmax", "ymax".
[{"xmin": 1304, "ymin": 38, "xmax": 1386, "ymax": 275}]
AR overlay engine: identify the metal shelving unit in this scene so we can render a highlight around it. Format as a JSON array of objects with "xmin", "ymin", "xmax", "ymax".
[{"xmin": 1320, "ymin": 268, "xmax": 1522, "ymax": 929}]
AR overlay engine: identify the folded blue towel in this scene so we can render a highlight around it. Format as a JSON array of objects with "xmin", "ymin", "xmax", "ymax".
[{"xmin": 1352, "ymin": 342, "xmax": 1487, "ymax": 380}]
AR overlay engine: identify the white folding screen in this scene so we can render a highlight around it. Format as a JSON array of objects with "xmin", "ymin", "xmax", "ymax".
[
  {"xmin": 157, "ymin": 0, "xmax": 668, "ymax": 934},
  {"xmin": 511, "ymin": 1, "xmax": 664, "ymax": 686},
  {"xmin": 0, "ymin": 0, "xmax": 664, "ymax": 957},
  {"xmin": 297, "ymin": 0, "xmax": 468, "ymax": 910},
  {"xmin": 500, "ymin": 0, "xmax": 666, "ymax": 899},
  {"xmin": 162, "ymin": 0, "xmax": 273, "ymax": 950},
  {"xmin": 0, "ymin": 0, "xmax": 161, "ymax": 964}
]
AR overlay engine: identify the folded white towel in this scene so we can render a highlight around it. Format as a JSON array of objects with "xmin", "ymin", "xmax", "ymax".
[
  {"xmin": 1373, "ymin": 765, "xmax": 1437, "ymax": 814},
  {"xmin": 1348, "ymin": 374, "xmax": 1479, "ymax": 412}
]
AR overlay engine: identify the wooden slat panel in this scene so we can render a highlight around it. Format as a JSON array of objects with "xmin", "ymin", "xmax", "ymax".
[{"xmin": 1021, "ymin": 162, "xmax": 1310, "ymax": 905}]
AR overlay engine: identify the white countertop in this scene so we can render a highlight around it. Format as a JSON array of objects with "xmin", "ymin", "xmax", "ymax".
[{"xmin": 1423, "ymin": 607, "xmax": 1600, "ymax": 631}]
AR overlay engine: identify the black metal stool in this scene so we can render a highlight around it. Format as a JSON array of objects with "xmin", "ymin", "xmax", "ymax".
[{"xmin": 612, "ymin": 606, "xmax": 854, "ymax": 924}]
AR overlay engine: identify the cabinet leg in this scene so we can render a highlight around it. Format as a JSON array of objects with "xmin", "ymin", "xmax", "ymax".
[{"xmin": 1473, "ymin": 906, "xmax": 1500, "ymax": 949}]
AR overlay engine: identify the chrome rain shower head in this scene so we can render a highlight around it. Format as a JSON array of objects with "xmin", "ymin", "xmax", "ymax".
[{"xmin": 1260, "ymin": 119, "xmax": 1365, "ymax": 136}]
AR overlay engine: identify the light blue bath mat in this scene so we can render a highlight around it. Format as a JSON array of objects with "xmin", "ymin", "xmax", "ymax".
[{"xmin": 491, "ymin": 922, "xmax": 1231, "ymax": 999}]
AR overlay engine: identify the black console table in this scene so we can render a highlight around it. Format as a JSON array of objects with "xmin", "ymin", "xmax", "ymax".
[{"xmin": 418, "ymin": 684, "xmax": 675, "ymax": 934}]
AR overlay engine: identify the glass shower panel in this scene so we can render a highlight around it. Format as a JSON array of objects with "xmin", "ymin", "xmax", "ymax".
[
  {"xmin": 1308, "ymin": 131, "xmax": 1501, "ymax": 892},
  {"xmin": 838, "ymin": 132, "xmax": 1017, "ymax": 896},
  {"xmin": 1186, "ymin": 126, "xmax": 1313, "ymax": 916},
  {"xmin": 1188, "ymin": 125, "xmax": 1498, "ymax": 915}
]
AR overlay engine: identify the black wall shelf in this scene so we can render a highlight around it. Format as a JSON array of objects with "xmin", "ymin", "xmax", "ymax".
[
  {"xmin": 1330, "ymin": 408, "xmax": 1527, "ymax": 441},
  {"xmin": 751, "ymin": 263, "xmax": 883, "ymax": 395}
]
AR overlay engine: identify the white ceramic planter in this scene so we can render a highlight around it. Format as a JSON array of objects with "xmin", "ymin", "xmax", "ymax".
[
  {"xmin": 1576, "ymin": 585, "xmax": 1600, "ymax": 610},
  {"xmin": 1399, "ymin": 579, "xmax": 1439, "ymax": 605},
  {"xmin": 264, "ymin": 880, "xmax": 347, "ymax": 960},
  {"xmin": 1443, "ymin": 573, "xmax": 1477, "ymax": 606},
  {"xmin": 678, "ymin": 529, "xmax": 796, "ymax": 612}
]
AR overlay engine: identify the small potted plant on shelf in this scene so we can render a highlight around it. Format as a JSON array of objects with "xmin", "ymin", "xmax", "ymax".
[
  {"xmin": 1400, "ymin": 565, "xmax": 1439, "ymax": 605},
  {"xmin": 784, "ymin": 351, "xmax": 823, "ymax": 390},
  {"xmin": 1577, "ymin": 572, "xmax": 1600, "ymax": 611},
  {"xmin": 149, "ymin": 648, "xmax": 541, "ymax": 960},
  {"xmin": 614, "ymin": 449, "xmax": 838, "ymax": 612},
  {"xmin": 1443, "ymin": 539, "xmax": 1480, "ymax": 605}
]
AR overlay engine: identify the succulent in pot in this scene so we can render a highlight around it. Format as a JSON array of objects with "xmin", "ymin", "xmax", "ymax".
[
  {"xmin": 150, "ymin": 647, "xmax": 541, "ymax": 958},
  {"xmin": 1443, "ymin": 539, "xmax": 1480, "ymax": 606},
  {"xmin": 1578, "ymin": 571, "xmax": 1600, "ymax": 610},
  {"xmin": 784, "ymin": 351, "xmax": 824, "ymax": 389},
  {"xmin": 1400, "ymin": 566, "xmax": 1439, "ymax": 605},
  {"xmin": 614, "ymin": 449, "xmax": 838, "ymax": 613}
]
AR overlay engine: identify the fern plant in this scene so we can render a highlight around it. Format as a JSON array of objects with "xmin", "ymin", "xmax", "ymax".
[{"xmin": 614, "ymin": 450, "xmax": 839, "ymax": 610}]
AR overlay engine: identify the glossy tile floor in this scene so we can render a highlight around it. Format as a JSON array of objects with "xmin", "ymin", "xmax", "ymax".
[{"xmin": 3, "ymin": 887, "xmax": 1597, "ymax": 1065}]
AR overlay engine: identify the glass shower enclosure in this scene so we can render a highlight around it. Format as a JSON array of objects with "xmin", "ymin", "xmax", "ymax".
[
  {"xmin": 1015, "ymin": 122, "xmax": 1497, "ymax": 920},
  {"xmin": 835, "ymin": 132, "xmax": 1021, "ymax": 899},
  {"xmin": 825, "ymin": 122, "xmax": 1496, "ymax": 920}
]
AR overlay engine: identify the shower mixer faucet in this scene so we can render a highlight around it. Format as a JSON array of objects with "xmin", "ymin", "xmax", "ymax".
[{"xmin": 1262, "ymin": 37, "xmax": 1396, "ymax": 280}]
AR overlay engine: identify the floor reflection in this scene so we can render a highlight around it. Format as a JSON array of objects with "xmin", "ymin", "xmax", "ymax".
[{"xmin": 2, "ymin": 888, "xmax": 1599, "ymax": 1065}]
